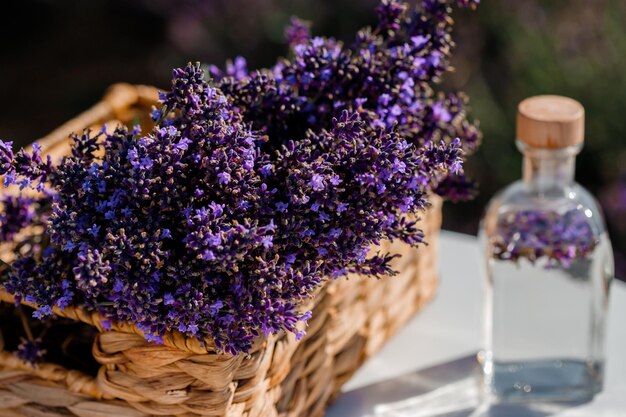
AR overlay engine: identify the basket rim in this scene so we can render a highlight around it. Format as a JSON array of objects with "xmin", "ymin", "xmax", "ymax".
[
  {"xmin": 0, "ymin": 348, "xmax": 106, "ymax": 399},
  {"xmin": 0, "ymin": 287, "xmax": 286, "ymax": 355}
]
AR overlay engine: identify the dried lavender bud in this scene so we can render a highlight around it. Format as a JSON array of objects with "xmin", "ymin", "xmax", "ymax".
[{"xmin": 492, "ymin": 209, "xmax": 599, "ymax": 268}]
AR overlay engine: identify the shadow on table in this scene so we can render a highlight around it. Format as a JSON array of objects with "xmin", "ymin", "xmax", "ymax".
[{"xmin": 325, "ymin": 355, "xmax": 590, "ymax": 417}]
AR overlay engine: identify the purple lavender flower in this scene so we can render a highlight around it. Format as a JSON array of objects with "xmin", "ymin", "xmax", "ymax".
[
  {"xmin": 0, "ymin": 141, "xmax": 52, "ymax": 191},
  {"xmin": 285, "ymin": 17, "xmax": 311, "ymax": 48},
  {"xmin": 226, "ymin": 56, "xmax": 249, "ymax": 80},
  {"xmin": 0, "ymin": 196, "xmax": 35, "ymax": 241},
  {"xmin": 16, "ymin": 338, "xmax": 46, "ymax": 366}
]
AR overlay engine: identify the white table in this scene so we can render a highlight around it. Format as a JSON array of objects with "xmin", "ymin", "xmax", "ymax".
[{"xmin": 326, "ymin": 231, "xmax": 626, "ymax": 416}]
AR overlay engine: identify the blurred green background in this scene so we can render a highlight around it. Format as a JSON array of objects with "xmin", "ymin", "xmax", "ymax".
[{"xmin": 1, "ymin": 0, "xmax": 625, "ymax": 277}]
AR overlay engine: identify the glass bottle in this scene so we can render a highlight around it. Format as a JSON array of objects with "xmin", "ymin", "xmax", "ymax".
[{"xmin": 479, "ymin": 95, "xmax": 613, "ymax": 402}]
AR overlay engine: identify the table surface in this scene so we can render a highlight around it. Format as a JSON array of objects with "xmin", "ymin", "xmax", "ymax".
[{"xmin": 326, "ymin": 231, "xmax": 626, "ymax": 417}]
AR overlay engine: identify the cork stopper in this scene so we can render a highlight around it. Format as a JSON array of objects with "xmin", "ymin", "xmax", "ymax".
[{"xmin": 517, "ymin": 95, "xmax": 585, "ymax": 148}]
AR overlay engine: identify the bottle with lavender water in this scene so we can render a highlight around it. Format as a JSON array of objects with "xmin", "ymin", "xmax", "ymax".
[{"xmin": 479, "ymin": 96, "xmax": 613, "ymax": 402}]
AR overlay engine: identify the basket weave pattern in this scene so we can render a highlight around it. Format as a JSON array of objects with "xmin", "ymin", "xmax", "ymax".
[{"xmin": 0, "ymin": 85, "xmax": 442, "ymax": 417}]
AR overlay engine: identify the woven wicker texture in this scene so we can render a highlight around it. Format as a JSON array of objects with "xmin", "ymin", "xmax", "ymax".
[{"xmin": 0, "ymin": 84, "xmax": 442, "ymax": 417}]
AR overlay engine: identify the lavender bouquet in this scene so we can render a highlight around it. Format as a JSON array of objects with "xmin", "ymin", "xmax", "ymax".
[{"xmin": 0, "ymin": 0, "xmax": 479, "ymax": 356}]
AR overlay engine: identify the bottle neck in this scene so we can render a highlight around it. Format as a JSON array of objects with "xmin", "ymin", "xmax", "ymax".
[{"xmin": 518, "ymin": 141, "xmax": 580, "ymax": 192}]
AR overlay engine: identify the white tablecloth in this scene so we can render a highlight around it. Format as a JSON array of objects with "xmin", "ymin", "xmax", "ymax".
[{"xmin": 326, "ymin": 231, "xmax": 626, "ymax": 416}]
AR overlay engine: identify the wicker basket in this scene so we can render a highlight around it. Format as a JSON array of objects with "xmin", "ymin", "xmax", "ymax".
[{"xmin": 0, "ymin": 84, "xmax": 442, "ymax": 417}]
